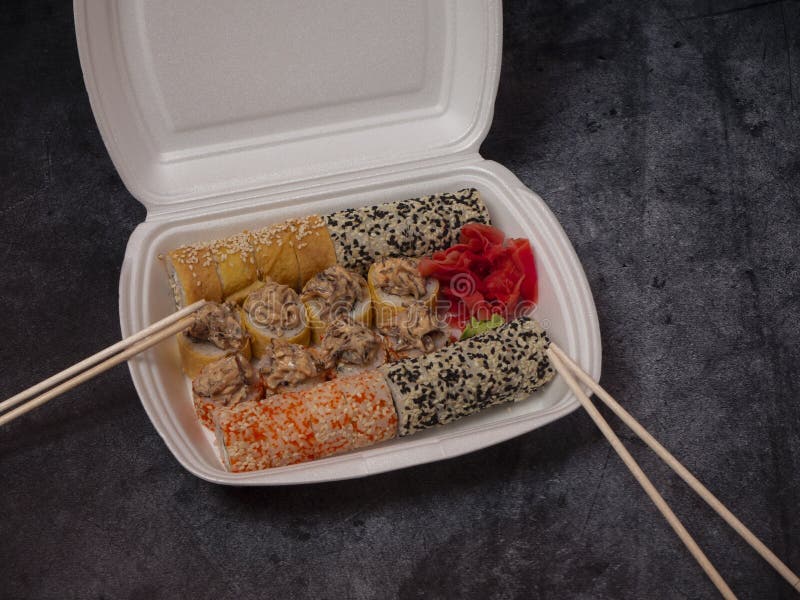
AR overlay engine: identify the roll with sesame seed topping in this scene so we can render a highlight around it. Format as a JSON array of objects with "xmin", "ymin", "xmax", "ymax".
[
  {"xmin": 210, "ymin": 232, "xmax": 259, "ymax": 297},
  {"xmin": 249, "ymin": 222, "xmax": 302, "ymax": 290},
  {"xmin": 164, "ymin": 245, "xmax": 223, "ymax": 308},
  {"xmin": 293, "ymin": 214, "xmax": 338, "ymax": 288}
]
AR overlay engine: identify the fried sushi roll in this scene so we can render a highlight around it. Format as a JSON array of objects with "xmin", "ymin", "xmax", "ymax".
[
  {"xmin": 250, "ymin": 222, "xmax": 302, "ymax": 290},
  {"xmin": 254, "ymin": 342, "xmax": 323, "ymax": 396},
  {"xmin": 380, "ymin": 317, "xmax": 554, "ymax": 436},
  {"xmin": 192, "ymin": 354, "xmax": 262, "ymax": 429},
  {"xmin": 214, "ymin": 370, "xmax": 398, "ymax": 471},
  {"xmin": 164, "ymin": 245, "xmax": 223, "ymax": 308},
  {"xmin": 368, "ymin": 257, "xmax": 439, "ymax": 329},
  {"xmin": 324, "ymin": 188, "xmax": 491, "ymax": 275},
  {"xmin": 313, "ymin": 317, "xmax": 386, "ymax": 376},
  {"xmin": 301, "ymin": 265, "xmax": 372, "ymax": 343},
  {"xmin": 379, "ymin": 302, "xmax": 448, "ymax": 360},
  {"xmin": 292, "ymin": 214, "xmax": 337, "ymax": 288},
  {"xmin": 177, "ymin": 302, "xmax": 251, "ymax": 378},
  {"xmin": 210, "ymin": 232, "xmax": 258, "ymax": 297},
  {"xmin": 241, "ymin": 279, "xmax": 310, "ymax": 357}
]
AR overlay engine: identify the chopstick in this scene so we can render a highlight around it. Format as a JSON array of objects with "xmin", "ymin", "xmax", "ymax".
[
  {"xmin": 549, "ymin": 343, "xmax": 800, "ymax": 594},
  {"xmin": 546, "ymin": 349, "xmax": 738, "ymax": 599},
  {"xmin": 0, "ymin": 301, "xmax": 207, "ymax": 427}
]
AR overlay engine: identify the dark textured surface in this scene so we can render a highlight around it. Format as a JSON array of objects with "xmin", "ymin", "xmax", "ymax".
[{"xmin": 1, "ymin": 1, "xmax": 798, "ymax": 598}]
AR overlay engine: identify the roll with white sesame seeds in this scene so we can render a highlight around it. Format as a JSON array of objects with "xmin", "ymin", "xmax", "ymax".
[
  {"xmin": 241, "ymin": 279, "xmax": 311, "ymax": 357},
  {"xmin": 250, "ymin": 222, "xmax": 301, "ymax": 290},
  {"xmin": 293, "ymin": 215, "xmax": 338, "ymax": 288},
  {"xmin": 210, "ymin": 232, "xmax": 258, "ymax": 297},
  {"xmin": 164, "ymin": 245, "xmax": 223, "ymax": 308}
]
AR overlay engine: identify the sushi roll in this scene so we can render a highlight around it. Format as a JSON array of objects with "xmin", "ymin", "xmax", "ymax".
[
  {"xmin": 313, "ymin": 317, "xmax": 386, "ymax": 376},
  {"xmin": 209, "ymin": 232, "xmax": 258, "ymax": 297},
  {"xmin": 213, "ymin": 370, "xmax": 398, "ymax": 471},
  {"xmin": 380, "ymin": 317, "xmax": 555, "ymax": 436},
  {"xmin": 292, "ymin": 214, "xmax": 338, "ymax": 288},
  {"xmin": 223, "ymin": 280, "xmax": 265, "ymax": 306},
  {"xmin": 163, "ymin": 245, "xmax": 223, "ymax": 308},
  {"xmin": 301, "ymin": 265, "xmax": 372, "ymax": 344},
  {"xmin": 324, "ymin": 188, "xmax": 491, "ymax": 275},
  {"xmin": 192, "ymin": 353, "xmax": 263, "ymax": 429},
  {"xmin": 254, "ymin": 341, "xmax": 323, "ymax": 396},
  {"xmin": 241, "ymin": 279, "xmax": 310, "ymax": 357},
  {"xmin": 379, "ymin": 302, "xmax": 448, "ymax": 360},
  {"xmin": 368, "ymin": 257, "xmax": 439, "ymax": 329},
  {"xmin": 249, "ymin": 221, "xmax": 302, "ymax": 290},
  {"xmin": 177, "ymin": 302, "xmax": 251, "ymax": 378}
]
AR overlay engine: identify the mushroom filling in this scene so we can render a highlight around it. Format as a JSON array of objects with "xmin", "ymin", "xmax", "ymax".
[
  {"xmin": 382, "ymin": 303, "xmax": 447, "ymax": 354},
  {"xmin": 372, "ymin": 257, "xmax": 427, "ymax": 298},
  {"xmin": 243, "ymin": 280, "xmax": 303, "ymax": 335},
  {"xmin": 315, "ymin": 317, "xmax": 383, "ymax": 370},
  {"xmin": 192, "ymin": 354, "xmax": 256, "ymax": 406},
  {"xmin": 301, "ymin": 265, "xmax": 366, "ymax": 320},
  {"xmin": 255, "ymin": 343, "xmax": 319, "ymax": 391},
  {"xmin": 186, "ymin": 302, "xmax": 245, "ymax": 351}
]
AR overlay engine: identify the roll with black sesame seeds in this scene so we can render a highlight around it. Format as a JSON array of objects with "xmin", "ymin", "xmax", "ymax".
[
  {"xmin": 324, "ymin": 188, "xmax": 491, "ymax": 276},
  {"xmin": 379, "ymin": 317, "xmax": 554, "ymax": 436}
]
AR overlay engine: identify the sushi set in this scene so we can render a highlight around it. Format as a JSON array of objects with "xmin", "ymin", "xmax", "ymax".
[
  {"xmin": 158, "ymin": 189, "xmax": 555, "ymax": 471},
  {"xmin": 0, "ymin": 0, "xmax": 790, "ymax": 596}
]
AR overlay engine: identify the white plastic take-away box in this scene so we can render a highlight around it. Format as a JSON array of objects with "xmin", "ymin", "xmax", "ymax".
[{"xmin": 74, "ymin": 0, "xmax": 601, "ymax": 485}]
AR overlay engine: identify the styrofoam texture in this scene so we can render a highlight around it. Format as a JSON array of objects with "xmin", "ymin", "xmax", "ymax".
[
  {"xmin": 119, "ymin": 160, "xmax": 602, "ymax": 484},
  {"xmin": 74, "ymin": 0, "xmax": 502, "ymax": 212}
]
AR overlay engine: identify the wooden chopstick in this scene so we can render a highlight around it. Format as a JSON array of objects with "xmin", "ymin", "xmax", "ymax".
[
  {"xmin": 0, "ymin": 300, "xmax": 207, "ymax": 417},
  {"xmin": 0, "ymin": 302, "xmax": 206, "ymax": 427},
  {"xmin": 547, "ymin": 349, "xmax": 738, "ymax": 599},
  {"xmin": 549, "ymin": 343, "xmax": 800, "ymax": 594}
]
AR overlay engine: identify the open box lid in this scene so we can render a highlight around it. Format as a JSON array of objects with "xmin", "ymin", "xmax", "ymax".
[{"xmin": 74, "ymin": 0, "xmax": 502, "ymax": 213}]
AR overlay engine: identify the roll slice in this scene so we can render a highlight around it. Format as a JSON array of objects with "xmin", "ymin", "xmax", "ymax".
[
  {"xmin": 163, "ymin": 245, "xmax": 223, "ymax": 308},
  {"xmin": 192, "ymin": 353, "xmax": 263, "ymax": 430},
  {"xmin": 209, "ymin": 232, "xmax": 258, "ymax": 297},
  {"xmin": 250, "ymin": 222, "xmax": 301, "ymax": 290},
  {"xmin": 379, "ymin": 302, "xmax": 448, "ymax": 360},
  {"xmin": 301, "ymin": 265, "xmax": 372, "ymax": 344},
  {"xmin": 241, "ymin": 279, "xmax": 310, "ymax": 357},
  {"xmin": 177, "ymin": 302, "xmax": 251, "ymax": 378},
  {"xmin": 214, "ymin": 370, "xmax": 398, "ymax": 472},
  {"xmin": 368, "ymin": 257, "xmax": 439, "ymax": 329},
  {"xmin": 313, "ymin": 317, "xmax": 386, "ymax": 377},
  {"xmin": 254, "ymin": 341, "xmax": 323, "ymax": 396},
  {"xmin": 292, "ymin": 215, "xmax": 338, "ymax": 288}
]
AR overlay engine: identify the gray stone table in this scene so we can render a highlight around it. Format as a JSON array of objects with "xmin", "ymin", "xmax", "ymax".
[{"xmin": 1, "ymin": 1, "xmax": 798, "ymax": 598}]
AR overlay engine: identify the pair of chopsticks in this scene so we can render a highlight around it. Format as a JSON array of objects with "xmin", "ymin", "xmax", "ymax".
[
  {"xmin": 546, "ymin": 343, "xmax": 800, "ymax": 598},
  {"xmin": 0, "ymin": 300, "xmax": 207, "ymax": 428},
  {"xmin": 1, "ymin": 302, "xmax": 796, "ymax": 596}
]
